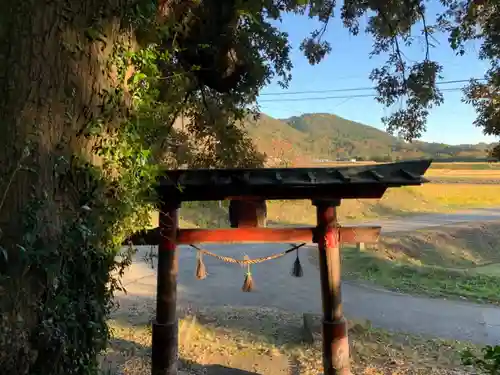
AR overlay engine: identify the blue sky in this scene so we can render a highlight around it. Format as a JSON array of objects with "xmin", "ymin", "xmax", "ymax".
[{"xmin": 256, "ymin": 10, "xmax": 497, "ymax": 146}]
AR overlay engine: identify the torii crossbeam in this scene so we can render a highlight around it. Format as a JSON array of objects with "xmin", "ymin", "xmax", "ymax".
[{"xmin": 146, "ymin": 159, "xmax": 431, "ymax": 375}]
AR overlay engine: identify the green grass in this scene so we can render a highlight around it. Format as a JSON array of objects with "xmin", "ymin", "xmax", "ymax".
[
  {"xmin": 340, "ymin": 248, "xmax": 500, "ymax": 305},
  {"xmin": 473, "ymin": 263, "xmax": 500, "ymax": 277}
]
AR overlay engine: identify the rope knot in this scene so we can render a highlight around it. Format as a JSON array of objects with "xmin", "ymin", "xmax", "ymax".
[{"xmin": 189, "ymin": 243, "xmax": 307, "ymax": 292}]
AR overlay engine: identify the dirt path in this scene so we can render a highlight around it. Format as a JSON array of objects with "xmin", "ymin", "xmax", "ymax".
[{"xmin": 117, "ymin": 208, "xmax": 500, "ymax": 345}]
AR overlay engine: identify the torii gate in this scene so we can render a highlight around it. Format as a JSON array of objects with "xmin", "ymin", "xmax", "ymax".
[{"xmin": 145, "ymin": 159, "xmax": 431, "ymax": 375}]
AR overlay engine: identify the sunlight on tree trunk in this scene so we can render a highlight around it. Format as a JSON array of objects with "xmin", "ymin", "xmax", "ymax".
[
  {"xmin": 0, "ymin": 1, "xmax": 137, "ymax": 373},
  {"xmin": 0, "ymin": 1, "xmax": 136, "ymax": 240}
]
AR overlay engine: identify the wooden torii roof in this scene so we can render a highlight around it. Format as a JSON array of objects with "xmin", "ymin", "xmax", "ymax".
[{"xmin": 157, "ymin": 159, "xmax": 432, "ymax": 202}]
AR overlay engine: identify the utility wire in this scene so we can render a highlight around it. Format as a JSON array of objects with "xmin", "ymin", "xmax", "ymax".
[
  {"xmin": 257, "ymin": 87, "xmax": 465, "ymax": 103},
  {"xmin": 259, "ymin": 78, "xmax": 486, "ymax": 96},
  {"xmin": 258, "ymin": 93, "xmax": 377, "ymax": 103}
]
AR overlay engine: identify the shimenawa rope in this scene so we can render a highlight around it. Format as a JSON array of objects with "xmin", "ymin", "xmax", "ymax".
[{"xmin": 189, "ymin": 242, "xmax": 307, "ymax": 291}]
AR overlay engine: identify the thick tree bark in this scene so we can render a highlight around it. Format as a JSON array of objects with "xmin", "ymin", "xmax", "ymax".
[
  {"xmin": 0, "ymin": 1, "xmax": 136, "ymax": 373},
  {"xmin": 0, "ymin": 1, "xmax": 135, "ymax": 238}
]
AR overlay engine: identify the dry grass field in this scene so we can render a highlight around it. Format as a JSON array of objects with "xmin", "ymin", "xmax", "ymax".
[
  {"xmin": 101, "ymin": 302, "xmax": 474, "ymax": 375},
  {"xmin": 428, "ymin": 162, "xmax": 500, "ymax": 170},
  {"xmin": 425, "ymin": 168, "xmax": 500, "ymax": 183}
]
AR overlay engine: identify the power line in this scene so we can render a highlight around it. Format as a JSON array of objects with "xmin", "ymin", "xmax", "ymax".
[
  {"xmin": 259, "ymin": 78, "xmax": 485, "ymax": 96},
  {"xmin": 257, "ymin": 87, "xmax": 464, "ymax": 103},
  {"xmin": 259, "ymin": 93, "xmax": 376, "ymax": 103}
]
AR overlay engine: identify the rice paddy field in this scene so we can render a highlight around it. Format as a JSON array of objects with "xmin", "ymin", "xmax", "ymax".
[{"xmin": 425, "ymin": 162, "xmax": 500, "ymax": 183}]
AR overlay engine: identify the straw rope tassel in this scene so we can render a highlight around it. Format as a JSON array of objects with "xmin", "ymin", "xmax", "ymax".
[
  {"xmin": 242, "ymin": 255, "xmax": 254, "ymax": 292},
  {"xmin": 195, "ymin": 249, "xmax": 207, "ymax": 280},
  {"xmin": 291, "ymin": 246, "xmax": 303, "ymax": 277},
  {"xmin": 189, "ymin": 243, "xmax": 307, "ymax": 290}
]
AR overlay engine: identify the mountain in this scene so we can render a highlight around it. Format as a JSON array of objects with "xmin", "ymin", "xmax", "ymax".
[{"xmin": 243, "ymin": 112, "xmax": 496, "ymax": 164}]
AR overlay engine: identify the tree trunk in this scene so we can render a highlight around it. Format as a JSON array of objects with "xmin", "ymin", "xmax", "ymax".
[
  {"xmin": 0, "ymin": 0, "xmax": 135, "ymax": 237},
  {"xmin": 0, "ymin": 1, "xmax": 136, "ymax": 373}
]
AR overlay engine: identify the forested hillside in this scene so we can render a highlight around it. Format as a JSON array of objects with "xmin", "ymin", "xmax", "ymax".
[{"xmin": 243, "ymin": 113, "xmax": 495, "ymax": 164}]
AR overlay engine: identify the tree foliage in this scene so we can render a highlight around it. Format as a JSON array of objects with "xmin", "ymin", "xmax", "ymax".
[
  {"xmin": 294, "ymin": 0, "xmax": 498, "ymax": 150},
  {"xmin": 153, "ymin": 0, "xmax": 499, "ymax": 160}
]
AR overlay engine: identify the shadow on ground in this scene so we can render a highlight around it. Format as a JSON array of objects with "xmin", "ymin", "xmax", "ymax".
[
  {"xmin": 109, "ymin": 295, "xmax": 305, "ymax": 374},
  {"xmin": 102, "ymin": 336, "xmax": 262, "ymax": 375},
  {"xmin": 195, "ymin": 365, "xmax": 260, "ymax": 375},
  {"xmin": 112, "ymin": 294, "xmax": 306, "ymax": 349}
]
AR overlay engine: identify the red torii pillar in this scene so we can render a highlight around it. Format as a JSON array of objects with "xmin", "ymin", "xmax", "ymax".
[
  {"xmin": 152, "ymin": 203, "xmax": 180, "ymax": 375},
  {"xmin": 151, "ymin": 200, "xmax": 379, "ymax": 375},
  {"xmin": 314, "ymin": 199, "xmax": 350, "ymax": 374}
]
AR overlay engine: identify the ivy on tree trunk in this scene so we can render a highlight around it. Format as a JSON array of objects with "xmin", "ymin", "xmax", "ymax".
[{"xmin": 0, "ymin": 1, "xmax": 142, "ymax": 374}]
